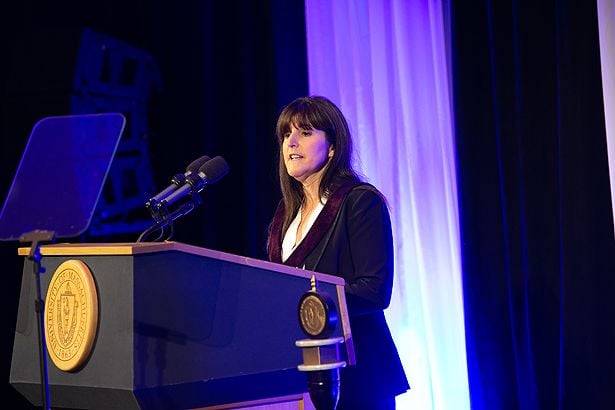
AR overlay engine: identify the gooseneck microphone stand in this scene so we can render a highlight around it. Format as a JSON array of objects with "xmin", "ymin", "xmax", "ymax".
[{"xmin": 19, "ymin": 229, "xmax": 56, "ymax": 410}]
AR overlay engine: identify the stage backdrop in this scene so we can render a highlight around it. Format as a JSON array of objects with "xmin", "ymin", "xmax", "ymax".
[
  {"xmin": 305, "ymin": 1, "xmax": 470, "ymax": 409},
  {"xmin": 598, "ymin": 0, "xmax": 615, "ymax": 235},
  {"xmin": 451, "ymin": 0, "xmax": 615, "ymax": 408}
]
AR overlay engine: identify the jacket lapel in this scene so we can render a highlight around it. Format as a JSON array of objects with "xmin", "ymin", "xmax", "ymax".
[{"xmin": 269, "ymin": 180, "xmax": 362, "ymax": 267}]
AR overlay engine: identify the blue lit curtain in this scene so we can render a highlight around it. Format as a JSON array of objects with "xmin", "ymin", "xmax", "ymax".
[{"xmin": 304, "ymin": 1, "xmax": 470, "ymax": 408}]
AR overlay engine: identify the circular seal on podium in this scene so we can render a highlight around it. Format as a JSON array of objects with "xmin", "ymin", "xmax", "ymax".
[
  {"xmin": 44, "ymin": 259, "xmax": 98, "ymax": 372},
  {"xmin": 297, "ymin": 278, "xmax": 338, "ymax": 339}
]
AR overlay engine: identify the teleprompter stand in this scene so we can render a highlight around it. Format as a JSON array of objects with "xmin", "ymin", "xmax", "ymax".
[{"xmin": 19, "ymin": 230, "xmax": 56, "ymax": 410}]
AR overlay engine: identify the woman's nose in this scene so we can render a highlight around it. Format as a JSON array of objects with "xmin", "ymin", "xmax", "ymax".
[{"xmin": 287, "ymin": 133, "xmax": 298, "ymax": 147}]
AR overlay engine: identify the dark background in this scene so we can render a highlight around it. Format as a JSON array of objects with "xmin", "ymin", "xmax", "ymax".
[
  {"xmin": 3, "ymin": 1, "xmax": 615, "ymax": 409},
  {"xmin": 1, "ymin": 0, "xmax": 308, "ymax": 407},
  {"xmin": 452, "ymin": 1, "xmax": 615, "ymax": 408}
]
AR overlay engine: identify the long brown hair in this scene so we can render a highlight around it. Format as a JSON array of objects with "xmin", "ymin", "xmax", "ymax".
[{"xmin": 274, "ymin": 96, "xmax": 361, "ymax": 234}]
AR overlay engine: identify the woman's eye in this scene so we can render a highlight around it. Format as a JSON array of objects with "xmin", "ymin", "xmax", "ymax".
[
  {"xmin": 283, "ymin": 132, "xmax": 290, "ymax": 139},
  {"xmin": 301, "ymin": 130, "xmax": 312, "ymax": 136}
]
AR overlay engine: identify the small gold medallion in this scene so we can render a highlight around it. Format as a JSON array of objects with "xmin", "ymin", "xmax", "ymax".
[
  {"xmin": 299, "ymin": 294, "xmax": 328, "ymax": 337},
  {"xmin": 44, "ymin": 260, "xmax": 98, "ymax": 372},
  {"xmin": 297, "ymin": 275, "xmax": 338, "ymax": 339}
]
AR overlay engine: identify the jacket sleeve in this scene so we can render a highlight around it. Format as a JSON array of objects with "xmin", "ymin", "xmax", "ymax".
[{"xmin": 343, "ymin": 188, "xmax": 395, "ymax": 316}]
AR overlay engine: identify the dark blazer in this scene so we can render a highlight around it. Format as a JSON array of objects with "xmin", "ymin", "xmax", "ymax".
[{"xmin": 269, "ymin": 183, "xmax": 410, "ymax": 404}]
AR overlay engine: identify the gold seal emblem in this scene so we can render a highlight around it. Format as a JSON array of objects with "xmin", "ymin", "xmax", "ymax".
[
  {"xmin": 299, "ymin": 294, "xmax": 328, "ymax": 336},
  {"xmin": 44, "ymin": 259, "xmax": 98, "ymax": 372},
  {"xmin": 297, "ymin": 276, "xmax": 338, "ymax": 339}
]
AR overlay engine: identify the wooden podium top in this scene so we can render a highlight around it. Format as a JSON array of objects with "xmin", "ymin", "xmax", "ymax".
[{"xmin": 17, "ymin": 241, "xmax": 345, "ymax": 285}]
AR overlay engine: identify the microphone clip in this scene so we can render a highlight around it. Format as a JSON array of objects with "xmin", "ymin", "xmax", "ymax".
[{"xmin": 138, "ymin": 155, "xmax": 229, "ymax": 243}]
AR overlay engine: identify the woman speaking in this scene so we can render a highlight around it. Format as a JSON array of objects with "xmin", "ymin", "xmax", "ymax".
[{"xmin": 267, "ymin": 96, "xmax": 409, "ymax": 409}]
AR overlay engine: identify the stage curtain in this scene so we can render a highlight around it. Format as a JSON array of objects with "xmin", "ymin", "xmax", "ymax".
[
  {"xmin": 451, "ymin": 0, "xmax": 615, "ymax": 408},
  {"xmin": 305, "ymin": 1, "xmax": 470, "ymax": 408},
  {"xmin": 598, "ymin": 0, "xmax": 615, "ymax": 236}
]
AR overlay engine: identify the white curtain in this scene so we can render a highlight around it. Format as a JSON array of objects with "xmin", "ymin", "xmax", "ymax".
[
  {"xmin": 305, "ymin": 1, "xmax": 470, "ymax": 408},
  {"xmin": 597, "ymin": 0, "xmax": 615, "ymax": 237}
]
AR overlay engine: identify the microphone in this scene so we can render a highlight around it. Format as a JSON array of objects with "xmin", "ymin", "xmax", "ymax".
[
  {"xmin": 147, "ymin": 155, "xmax": 211, "ymax": 208},
  {"xmin": 157, "ymin": 155, "xmax": 230, "ymax": 209}
]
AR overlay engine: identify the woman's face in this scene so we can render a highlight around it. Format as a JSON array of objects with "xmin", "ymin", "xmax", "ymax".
[{"xmin": 282, "ymin": 124, "xmax": 334, "ymax": 185}]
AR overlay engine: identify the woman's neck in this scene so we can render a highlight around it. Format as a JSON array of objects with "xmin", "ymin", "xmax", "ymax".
[{"xmin": 301, "ymin": 179, "xmax": 321, "ymax": 210}]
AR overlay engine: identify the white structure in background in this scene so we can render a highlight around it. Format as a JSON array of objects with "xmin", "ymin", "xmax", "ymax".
[
  {"xmin": 597, "ymin": 0, "xmax": 615, "ymax": 236},
  {"xmin": 305, "ymin": 1, "xmax": 470, "ymax": 409}
]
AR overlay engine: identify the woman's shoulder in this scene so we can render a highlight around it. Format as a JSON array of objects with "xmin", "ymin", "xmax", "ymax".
[
  {"xmin": 350, "ymin": 183, "xmax": 385, "ymax": 198},
  {"xmin": 346, "ymin": 183, "xmax": 389, "ymax": 208}
]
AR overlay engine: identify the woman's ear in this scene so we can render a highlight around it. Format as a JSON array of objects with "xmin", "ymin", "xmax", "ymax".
[{"xmin": 328, "ymin": 145, "xmax": 335, "ymax": 158}]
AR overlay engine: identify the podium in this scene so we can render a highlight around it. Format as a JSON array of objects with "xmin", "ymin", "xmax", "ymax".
[{"xmin": 9, "ymin": 242, "xmax": 354, "ymax": 409}]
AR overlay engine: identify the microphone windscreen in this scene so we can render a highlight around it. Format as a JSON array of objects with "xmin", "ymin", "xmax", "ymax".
[
  {"xmin": 186, "ymin": 155, "xmax": 211, "ymax": 172},
  {"xmin": 199, "ymin": 156, "xmax": 230, "ymax": 184}
]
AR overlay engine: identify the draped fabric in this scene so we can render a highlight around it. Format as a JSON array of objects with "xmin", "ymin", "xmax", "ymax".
[
  {"xmin": 305, "ymin": 1, "xmax": 469, "ymax": 408},
  {"xmin": 597, "ymin": 0, "xmax": 615, "ymax": 236},
  {"xmin": 451, "ymin": 0, "xmax": 615, "ymax": 408}
]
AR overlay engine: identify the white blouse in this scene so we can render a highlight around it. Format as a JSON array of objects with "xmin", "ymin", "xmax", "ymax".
[{"xmin": 281, "ymin": 199, "xmax": 326, "ymax": 263}]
